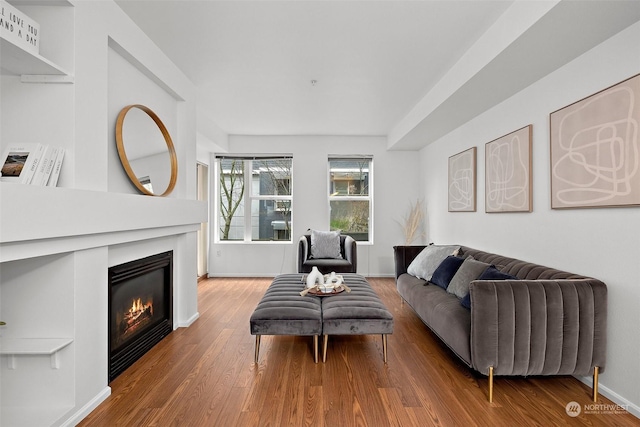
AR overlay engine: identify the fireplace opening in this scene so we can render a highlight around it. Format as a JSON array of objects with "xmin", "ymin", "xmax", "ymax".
[{"xmin": 108, "ymin": 251, "xmax": 173, "ymax": 382}]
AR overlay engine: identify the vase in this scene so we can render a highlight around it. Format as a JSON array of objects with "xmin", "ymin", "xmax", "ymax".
[
  {"xmin": 306, "ymin": 266, "xmax": 323, "ymax": 288},
  {"xmin": 326, "ymin": 271, "xmax": 343, "ymax": 286}
]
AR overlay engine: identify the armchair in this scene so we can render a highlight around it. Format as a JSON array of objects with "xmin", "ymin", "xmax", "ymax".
[{"xmin": 297, "ymin": 232, "xmax": 357, "ymax": 274}]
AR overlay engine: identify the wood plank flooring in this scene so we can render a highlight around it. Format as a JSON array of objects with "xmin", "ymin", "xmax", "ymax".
[{"xmin": 79, "ymin": 277, "xmax": 637, "ymax": 426}]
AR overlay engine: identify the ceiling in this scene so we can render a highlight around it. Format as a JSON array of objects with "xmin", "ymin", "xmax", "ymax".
[
  {"xmin": 115, "ymin": 0, "xmax": 512, "ymax": 136},
  {"xmin": 115, "ymin": 1, "xmax": 640, "ymax": 149}
]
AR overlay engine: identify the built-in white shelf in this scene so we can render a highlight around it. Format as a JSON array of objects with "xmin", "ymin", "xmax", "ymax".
[
  {"xmin": 0, "ymin": 337, "xmax": 73, "ymax": 355},
  {"xmin": 0, "ymin": 337, "xmax": 73, "ymax": 369},
  {"xmin": 0, "ymin": 37, "xmax": 70, "ymax": 76}
]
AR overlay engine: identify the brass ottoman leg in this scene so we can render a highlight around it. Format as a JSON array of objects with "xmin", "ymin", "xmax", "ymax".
[
  {"xmin": 382, "ymin": 334, "xmax": 388, "ymax": 363},
  {"xmin": 323, "ymin": 335, "xmax": 329, "ymax": 363},
  {"xmin": 254, "ymin": 335, "xmax": 261, "ymax": 364},
  {"xmin": 314, "ymin": 335, "xmax": 318, "ymax": 364}
]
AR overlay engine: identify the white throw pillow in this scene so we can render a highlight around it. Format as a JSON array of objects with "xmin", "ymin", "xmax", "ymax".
[
  {"xmin": 407, "ymin": 245, "xmax": 460, "ymax": 281},
  {"xmin": 310, "ymin": 230, "xmax": 343, "ymax": 259}
]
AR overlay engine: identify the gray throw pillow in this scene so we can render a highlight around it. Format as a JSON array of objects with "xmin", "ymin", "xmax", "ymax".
[
  {"xmin": 407, "ymin": 245, "xmax": 460, "ymax": 281},
  {"xmin": 447, "ymin": 256, "xmax": 490, "ymax": 298},
  {"xmin": 310, "ymin": 230, "xmax": 342, "ymax": 259}
]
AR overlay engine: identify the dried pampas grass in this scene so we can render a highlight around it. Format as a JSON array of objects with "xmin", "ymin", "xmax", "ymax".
[{"xmin": 398, "ymin": 199, "xmax": 426, "ymax": 245}]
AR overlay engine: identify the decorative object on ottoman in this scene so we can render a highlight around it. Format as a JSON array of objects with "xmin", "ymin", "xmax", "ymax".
[
  {"xmin": 306, "ymin": 266, "xmax": 323, "ymax": 288},
  {"xmin": 324, "ymin": 271, "xmax": 343, "ymax": 286},
  {"xmin": 300, "ymin": 273, "xmax": 350, "ymax": 296}
]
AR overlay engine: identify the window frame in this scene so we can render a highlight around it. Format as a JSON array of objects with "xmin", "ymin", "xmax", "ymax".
[
  {"xmin": 328, "ymin": 156, "xmax": 373, "ymax": 244},
  {"xmin": 216, "ymin": 155, "xmax": 293, "ymax": 243}
]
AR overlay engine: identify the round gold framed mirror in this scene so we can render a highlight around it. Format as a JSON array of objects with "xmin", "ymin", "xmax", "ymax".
[{"xmin": 115, "ymin": 104, "xmax": 178, "ymax": 196}]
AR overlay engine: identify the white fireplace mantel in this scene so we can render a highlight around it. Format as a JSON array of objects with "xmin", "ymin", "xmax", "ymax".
[{"xmin": 0, "ymin": 182, "xmax": 207, "ymax": 263}]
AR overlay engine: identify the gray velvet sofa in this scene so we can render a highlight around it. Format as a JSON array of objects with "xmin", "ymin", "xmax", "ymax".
[{"xmin": 394, "ymin": 245, "xmax": 607, "ymax": 402}]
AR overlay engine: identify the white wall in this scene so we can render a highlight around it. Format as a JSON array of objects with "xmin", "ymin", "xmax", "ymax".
[
  {"xmin": 209, "ymin": 135, "xmax": 421, "ymax": 277},
  {"xmin": 107, "ymin": 47, "xmax": 179, "ymax": 195},
  {"xmin": 420, "ymin": 21, "xmax": 640, "ymax": 416}
]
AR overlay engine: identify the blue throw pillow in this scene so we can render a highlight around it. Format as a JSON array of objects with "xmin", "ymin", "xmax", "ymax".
[
  {"xmin": 478, "ymin": 265, "xmax": 518, "ymax": 281},
  {"xmin": 430, "ymin": 255, "xmax": 464, "ymax": 290},
  {"xmin": 460, "ymin": 266, "xmax": 519, "ymax": 310},
  {"xmin": 460, "ymin": 293, "xmax": 471, "ymax": 309}
]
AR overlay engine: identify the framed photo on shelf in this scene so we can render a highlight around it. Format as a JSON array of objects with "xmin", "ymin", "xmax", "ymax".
[
  {"xmin": 448, "ymin": 147, "xmax": 476, "ymax": 212},
  {"xmin": 550, "ymin": 73, "xmax": 640, "ymax": 209},
  {"xmin": 485, "ymin": 125, "xmax": 533, "ymax": 213},
  {"xmin": 0, "ymin": 144, "xmax": 41, "ymax": 182}
]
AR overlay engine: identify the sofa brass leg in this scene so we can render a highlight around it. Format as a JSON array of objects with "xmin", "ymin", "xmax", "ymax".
[
  {"xmin": 254, "ymin": 335, "xmax": 261, "ymax": 364},
  {"xmin": 489, "ymin": 366, "xmax": 494, "ymax": 403},
  {"xmin": 313, "ymin": 335, "xmax": 318, "ymax": 364},
  {"xmin": 593, "ymin": 366, "xmax": 599, "ymax": 402},
  {"xmin": 322, "ymin": 335, "xmax": 329, "ymax": 363},
  {"xmin": 382, "ymin": 334, "xmax": 388, "ymax": 363}
]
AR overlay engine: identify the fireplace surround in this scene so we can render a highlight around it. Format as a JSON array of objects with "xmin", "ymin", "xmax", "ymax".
[{"xmin": 108, "ymin": 250, "xmax": 173, "ymax": 381}]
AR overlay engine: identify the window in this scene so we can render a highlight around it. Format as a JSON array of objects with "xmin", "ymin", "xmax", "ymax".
[
  {"xmin": 329, "ymin": 157, "xmax": 372, "ymax": 242},
  {"xmin": 217, "ymin": 156, "xmax": 292, "ymax": 242}
]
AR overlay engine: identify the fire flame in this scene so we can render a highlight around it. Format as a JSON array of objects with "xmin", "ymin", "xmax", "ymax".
[{"xmin": 129, "ymin": 298, "xmax": 153, "ymax": 316}]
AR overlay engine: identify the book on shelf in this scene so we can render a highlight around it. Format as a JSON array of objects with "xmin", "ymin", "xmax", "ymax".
[
  {"xmin": 47, "ymin": 148, "xmax": 65, "ymax": 187},
  {"xmin": 31, "ymin": 145, "xmax": 59, "ymax": 186},
  {"xmin": 0, "ymin": 144, "xmax": 65, "ymax": 186},
  {"xmin": 20, "ymin": 144, "xmax": 45, "ymax": 184}
]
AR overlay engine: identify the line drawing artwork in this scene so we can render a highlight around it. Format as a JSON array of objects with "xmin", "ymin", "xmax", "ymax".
[
  {"xmin": 448, "ymin": 147, "xmax": 476, "ymax": 212},
  {"xmin": 551, "ymin": 74, "xmax": 640, "ymax": 208},
  {"xmin": 485, "ymin": 126, "xmax": 532, "ymax": 212}
]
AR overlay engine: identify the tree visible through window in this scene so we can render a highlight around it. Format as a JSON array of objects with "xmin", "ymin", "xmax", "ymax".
[
  {"xmin": 329, "ymin": 157, "xmax": 372, "ymax": 242},
  {"xmin": 217, "ymin": 156, "xmax": 292, "ymax": 242},
  {"xmin": 219, "ymin": 159, "xmax": 244, "ymax": 240}
]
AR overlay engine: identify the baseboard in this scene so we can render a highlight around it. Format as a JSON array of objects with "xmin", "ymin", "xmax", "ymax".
[
  {"xmin": 58, "ymin": 386, "xmax": 111, "ymax": 427},
  {"xmin": 576, "ymin": 375, "xmax": 640, "ymax": 419},
  {"xmin": 176, "ymin": 312, "xmax": 200, "ymax": 328}
]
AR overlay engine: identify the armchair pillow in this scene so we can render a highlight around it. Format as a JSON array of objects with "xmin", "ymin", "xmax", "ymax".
[{"xmin": 310, "ymin": 230, "xmax": 343, "ymax": 259}]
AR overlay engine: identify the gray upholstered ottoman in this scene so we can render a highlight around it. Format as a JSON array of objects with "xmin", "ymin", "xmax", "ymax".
[
  {"xmin": 321, "ymin": 274, "xmax": 394, "ymax": 363},
  {"xmin": 250, "ymin": 274, "xmax": 322, "ymax": 363}
]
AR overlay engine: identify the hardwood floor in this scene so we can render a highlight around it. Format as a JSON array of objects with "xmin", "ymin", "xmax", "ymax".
[{"xmin": 80, "ymin": 277, "xmax": 637, "ymax": 426}]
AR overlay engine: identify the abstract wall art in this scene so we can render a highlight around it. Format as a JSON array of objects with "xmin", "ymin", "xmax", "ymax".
[
  {"xmin": 550, "ymin": 73, "xmax": 640, "ymax": 209},
  {"xmin": 485, "ymin": 125, "xmax": 532, "ymax": 213},
  {"xmin": 448, "ymin": 147, "xmax": 476, "ymax": 212}
]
